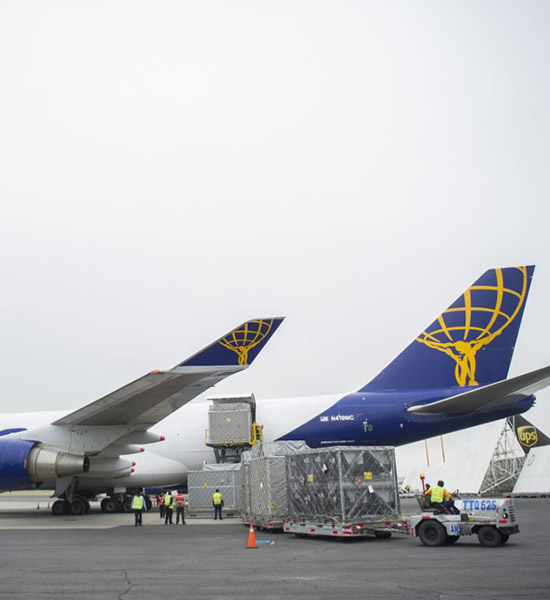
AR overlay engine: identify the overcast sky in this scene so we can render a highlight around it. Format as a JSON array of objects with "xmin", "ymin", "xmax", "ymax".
[{"xmin": 1, "ymin": 0, "xmax": 549, "ymax": 460}]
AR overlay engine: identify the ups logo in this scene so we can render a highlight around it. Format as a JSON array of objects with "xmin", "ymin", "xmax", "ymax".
[{"xmin": 518, "ymin": 425, "xmax": 538, "ymax": 448}]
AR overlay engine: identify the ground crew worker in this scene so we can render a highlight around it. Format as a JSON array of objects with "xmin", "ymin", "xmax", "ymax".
[
  {"xmin": 212, "ymin": 489, "xmax": 224, "ymax": 521},
  {"xmin": 164, "ymin": 490, "xmax": 174, "ymax": 524},
  {"xmin": 158, "ymin": 492, "xmax": 165, "ymax": 519},
  {"xmin": 131, "ymin": 490, "xmax": 145, "ymax": 526},
  {"xmin": 425, "ymin": 480, "xmax": 459, "ymax": 514},
  {"xmin": 175, "ymin": 490, "xmax": 186, "ymax": 525},
  {"xmin": 422, "ymin": 483, "xmax": 432, "ymax": 509}
]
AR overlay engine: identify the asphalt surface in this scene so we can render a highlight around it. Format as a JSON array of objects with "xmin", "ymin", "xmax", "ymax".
[{"xmin": 0, "ymin": 498, "xmax": 548, "ymax": 599}]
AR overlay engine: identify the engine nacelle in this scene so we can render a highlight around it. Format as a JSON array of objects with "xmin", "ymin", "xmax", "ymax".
[{"xmin": 0, "ymin": 439, "xmax": 89, "ymax": 491}]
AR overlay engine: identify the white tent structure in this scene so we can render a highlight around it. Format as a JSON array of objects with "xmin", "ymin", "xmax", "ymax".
[
  {"xmin": 513, "ymin": 446, "xmax": 550, "ymax": 496},
  {"xmin": 398, "ymin": 419, "xmax": 525, "ymax": 495}
]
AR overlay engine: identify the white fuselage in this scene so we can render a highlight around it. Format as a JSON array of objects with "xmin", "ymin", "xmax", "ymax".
[{"xmin": 0, "ymin": 393, "xmax": 340, "ymax": 491}]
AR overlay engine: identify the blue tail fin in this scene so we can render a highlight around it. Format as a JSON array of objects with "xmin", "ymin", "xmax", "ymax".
[
  {"xmin": 361, "ymin": 266, "xmax": 535, "ymax": 392},
  {"xmin": 178, "ymin": 317, "xmax": 284, "ymax": 367}
]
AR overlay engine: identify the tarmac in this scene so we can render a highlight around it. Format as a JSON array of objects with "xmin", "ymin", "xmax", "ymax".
[{"xmin": 0, "ymin": 496, "xmax": 548, "ymax": 599}]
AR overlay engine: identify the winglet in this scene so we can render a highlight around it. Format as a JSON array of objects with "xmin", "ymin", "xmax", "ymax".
[{"xmin": 177, "ymin": 318, "xmax": 284, "ymax": 367}]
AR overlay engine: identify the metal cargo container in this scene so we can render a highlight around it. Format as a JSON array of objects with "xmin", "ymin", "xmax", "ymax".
[
  {"xmin": 240, "ymin": 455, "xmax": 252, "ymax": 521},
  {"xmin": 240, "ymin": 441, "xmax": 309, "ymax": 528},
  {"xmin": 286, "ymin": 446, "xmax": 400, "ymax": 525},
  {"xmin": 207, "ymin": 400, "xmax": 253, "ymax": 445},
  {"xmin": 188, "ymin": 463, "xmax": 241, "ymax": 511}
]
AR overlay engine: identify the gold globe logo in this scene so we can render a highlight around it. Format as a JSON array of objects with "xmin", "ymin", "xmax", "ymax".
[
  {"xmin": 217, "ymin": 319, "xmax": 275, "ymax": 366},
  {"xmin": 416, "ymin": 267, "xmax": 529, "ymax": 387}
]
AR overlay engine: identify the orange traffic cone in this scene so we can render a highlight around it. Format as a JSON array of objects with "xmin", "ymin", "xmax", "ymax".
[{"xmin": 247, "ymin": 524, "xmax": 257, "ymax": 549}]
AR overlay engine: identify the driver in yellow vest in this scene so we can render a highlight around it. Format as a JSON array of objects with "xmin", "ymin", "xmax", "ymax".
[
  {"xmin": 425, "ymin": 480, "xmax": 460, "ymax": 514},
  {"xmin": 212, "ymin": 489, "xmax": 224, "ymax": 520},
  {"xmin": 131, "ymin": 490, "xmax": 145, "ymax": 526}
]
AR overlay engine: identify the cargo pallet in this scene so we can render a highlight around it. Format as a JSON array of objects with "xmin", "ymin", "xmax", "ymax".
[
  {"xmin": 241, "ymin": 514, "xmax": 285, "ymax": 530},
  {"xmin": 250, "ymin": 517, "xmax": 285, "ymax": 531},
  {"xmin": 284, "ymin": 519, "xmax": 397, "ymax": 539},
  {"xmin": 188, "ymin": 507, "xmax": 241, "ymax": 518}
]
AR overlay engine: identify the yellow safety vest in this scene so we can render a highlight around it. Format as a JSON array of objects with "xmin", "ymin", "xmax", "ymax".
[
  {"xmin": 430, "ymin": 486, "xmax": 444, "ymax": 503},
  {"xmin": 132, "ymin": 495, "xmax": 144, "ymax": 510},
  {"xmin": 213, "ymin": 492, "xmax": 222, "ymax": 505},
  {"xmin": 164, "ymin": 494, "xmax": 173, "ymax": 508}
]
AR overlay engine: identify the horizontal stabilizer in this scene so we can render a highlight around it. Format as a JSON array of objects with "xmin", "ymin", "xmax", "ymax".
[{"xmin": 408, "ymin": 364, "xmax": 550, "ymax": 415}]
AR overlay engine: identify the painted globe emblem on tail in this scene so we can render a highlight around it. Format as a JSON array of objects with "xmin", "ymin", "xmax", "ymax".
[
  {"xmin": 217, "ymin": 319, "xmax": 275, "ymax": 366},
  {"xmin": 415, "ymin": 266, "xmax": 529, "ymax": 387}
]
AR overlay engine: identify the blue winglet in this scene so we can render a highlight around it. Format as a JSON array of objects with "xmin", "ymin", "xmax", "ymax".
[{"xmin": 178, "ymin": 318, "xmax": 284, "ymax": 367}]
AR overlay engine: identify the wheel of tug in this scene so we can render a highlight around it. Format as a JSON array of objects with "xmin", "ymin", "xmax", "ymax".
[
  {"xmin": 478, "ymin": 526, "xmax": 502, "ymax": 547},
  {"xmin": 144, "ymin": 496, "xmax": 152, "ymax": 511},
  {"xmin": 417, "ymin": 520, "xmax": 447, "ymax": 547},
  {"xmin": 102, "ymin": 497, "xmax": 119, "ymax": 513},
  {"xmin": 122, "ymin": 497, "xmax": 132, "ymax": 513},
  {"xmin": 52, "ymin": 500, "xmax": 69, "ymax": 516},
  {"xmin": 70, "ymin": 498, "xmax": 86, "ymax": 516}
]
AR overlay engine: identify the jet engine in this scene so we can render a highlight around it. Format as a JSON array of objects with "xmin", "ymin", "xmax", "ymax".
[{"xmin": 0, "ymin": 439, "xmax": 89, "ymax": 491}]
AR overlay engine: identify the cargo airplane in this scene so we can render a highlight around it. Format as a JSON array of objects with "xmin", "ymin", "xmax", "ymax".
[
  {"xmin": 0, "ymin": 318, "xmax": 284, "ymax": 514},
  {"xmin": 1, "ymin": 266, "xmax": 549, "ymax": 515}
]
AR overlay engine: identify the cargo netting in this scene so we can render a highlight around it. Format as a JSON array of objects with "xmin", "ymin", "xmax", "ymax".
[
  {"xmin": 240, "ymin": 441, "xmax": 309, "ymax": 523},
  {"xmin": 286, "ymin": 446, "xmax": 400, "ymax": 524},
  {"xmin": 188, "ymin": 463, "xmax": 241, "ymax": 509},
  {"xmin": 207, "ymin": 402, "xmax": 252, "ymax": 445}
]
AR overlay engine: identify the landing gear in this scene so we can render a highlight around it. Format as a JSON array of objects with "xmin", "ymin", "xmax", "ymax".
[
  {"xmin": 100, "ymin": 493, "xmax": 152, "ymax": 513},
  {"xmin": 101, "ymin": 497, "xmax": 120, "ymax": 513},
  {"xmin": 69, "ymin": 498, "xmax": 87, "ymax": 515},
  {"xmin": 51, "ymin": 497, "xmax": 90, "ymax": 516},
  {"xmin": 51, "ymin": 500, "xmax": 69, "ymax": 516},
  {"xmin": 51, "ymin": 490, "xmax": 151, "ymax": 515}
]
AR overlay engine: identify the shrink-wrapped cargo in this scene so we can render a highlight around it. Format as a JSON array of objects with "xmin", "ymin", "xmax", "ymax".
[{"xmin": 286, "ymin": 446, "xmax": 400, "ymax": 524}]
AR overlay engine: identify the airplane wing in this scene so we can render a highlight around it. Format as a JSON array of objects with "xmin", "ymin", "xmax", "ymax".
[
  {"xmin": 53, "ymin": 317, "xmax": 284, "ymax": 428},
  {"xmin": 407, "ymin": 364, "xmax": 550, "ymax": 416}
]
